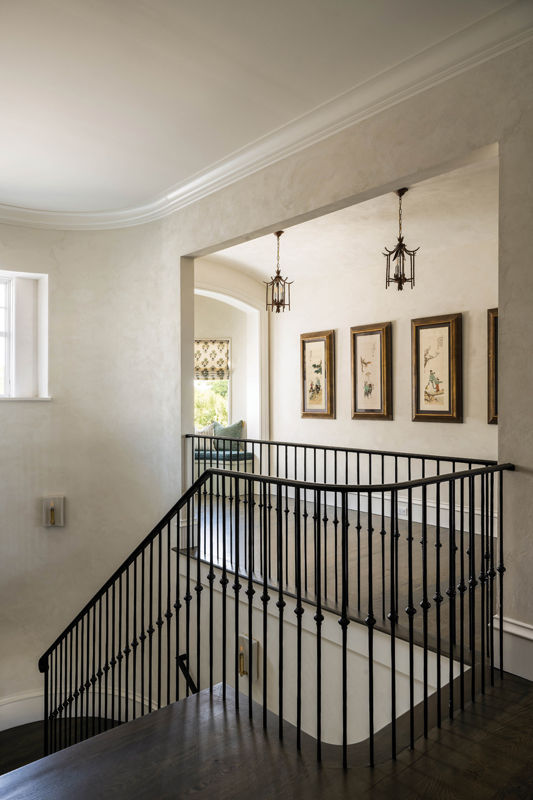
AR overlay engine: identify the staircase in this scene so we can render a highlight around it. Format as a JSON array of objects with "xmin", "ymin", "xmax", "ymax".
[{"xmin": 36, "ymin": 436, "xmax": 513, "ymax": 769}]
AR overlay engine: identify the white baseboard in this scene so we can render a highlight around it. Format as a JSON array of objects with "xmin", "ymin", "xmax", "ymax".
[
  {"xmin": 0, "ymin": 687, "xmax": 162, "ymax": 732},
  {"xmin": 493, "ymin": 616, "xmax": 533, "ymax": 681},
  {"xmin": 0, "ymin": 691, "xmax": 43, "ymax": 732}
]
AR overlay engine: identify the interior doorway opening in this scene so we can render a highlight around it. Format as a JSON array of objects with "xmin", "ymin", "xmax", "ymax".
[{"xmin": 194, "ymin": 287, "xmax": 264, "ymax": 442}]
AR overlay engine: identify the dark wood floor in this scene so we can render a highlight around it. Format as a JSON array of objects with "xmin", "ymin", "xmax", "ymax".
[
  {"xmin": 2, "ymin": 675, "xmax": 533, "ymax": 799},
  {"xmin": 0, "ymin": 722, "xmax": 44, "ymax": 777}
]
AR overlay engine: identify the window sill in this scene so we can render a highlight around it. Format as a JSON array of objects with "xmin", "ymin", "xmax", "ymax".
[{"xmin": 0, "ymin": 397, "xmax": 52, "ymax": 402}]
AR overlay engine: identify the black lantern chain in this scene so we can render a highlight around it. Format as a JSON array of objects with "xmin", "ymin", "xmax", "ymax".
[
  {"xmin": 383, "ymin": 188, "xmax": 419, "ymax": 290},
  {"xmin": 265, "ymin": 230, "xmax": 293, "ymax": 312}
]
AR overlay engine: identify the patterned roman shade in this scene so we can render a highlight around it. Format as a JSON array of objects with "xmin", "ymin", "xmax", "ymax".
[{"xmin": 194, "ymin": 339, "xmax": 230, "ymax": 380}]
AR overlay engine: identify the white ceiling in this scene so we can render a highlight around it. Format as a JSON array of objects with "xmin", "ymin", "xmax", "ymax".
[
  {"xmin": 201, "ymin": 158, "xmax": 498, "ymax": 284},
  {"xmin": 0, "ymin": 0, "xmax": 528, "ymax": 227}
]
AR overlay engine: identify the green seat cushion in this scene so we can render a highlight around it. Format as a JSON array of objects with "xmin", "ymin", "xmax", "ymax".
[
  {"xmin": 212, "ymin": 420, "xmax": 244, "ymax": 450},
  {"xmin": 194, "ymin": 450, "xmax": 253, "ymax": 461}
]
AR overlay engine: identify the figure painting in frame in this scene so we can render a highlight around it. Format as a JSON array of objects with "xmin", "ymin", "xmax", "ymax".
[
  {"xmin": 301, "ymin": 330, "xmax": 335, "ymax": 419},
  {"xmin": 412, "ymin": 313, "xmax": 462, "ymax": 423},
  {"xmin": 350, "ymin": 321, "xmax": 392, "ymax": 420},
  {"xmin": 420, "ymin": 326, "xmax": 449, "ymax": 410}
]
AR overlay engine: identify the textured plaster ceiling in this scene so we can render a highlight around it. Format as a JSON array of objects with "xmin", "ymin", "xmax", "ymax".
[
  {"xmin": 201, "ymin": 159, "xmax": 499, "ymax": 283},
  {"xmin": 0, "ymin": 0, "xmax": 512, "ymax": 215}
]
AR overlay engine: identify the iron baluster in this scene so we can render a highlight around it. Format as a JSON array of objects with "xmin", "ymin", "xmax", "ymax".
[
  {"xmin": 389, "ymin": 491, "xmax": 397, "ymax": 760},
  {"xmin": 380, "ymin": 455, "xmax": 386, "ymax": 620},
  {"xmin": 435, "ymin": 464, "xmax": 442, "ymax": 727},
  {"xmin": 339, "ymin": 491, "xmax": 350, "ymax": 769},
  {"xmin": 86, "ymin": 606, "xmax": 91, "ymax": 738},
  {"xmin": 459, "ymin": 478, "xmax": 467, "ymax": 710},
  {"xmin": 196, "ymin": 488, "xmax": 203, "ymax": 694},
  {"xmin": 43, "ymin": 658, "xmax": 49, "ymax": 757},
  {"xmin": 234, "ymin": 476, "xmax": 241, "ymax": 712},
  {"xmin": 166, "ymin": 521, "xmax": 172, "ymax": 708},
  {"xmin": 148, "ymin": 539, "xmax": 154, "ymax": 712},
  {"xmin": 469, "ymin": 476, "xmax": 477, "ymax": 702},
  {"xmin": 157, "ymin": 530, "xmax": 163, "ymax": 711},
  {"xmin": 294, "ymin": 487, "xmax": 303, "ymax": 748},
  {"xmin": 315, "ymin": 489, "xmax": 323, "ymax": 762},
  {"xmin": 448, "ymin": 479, "xmax": 456, "ymax": 719},
  {"xmin": 97, "ymin": 596, "xmax": 102, "ymax": 733},
  {"xmin": 104, "ymin": 590, "xmax": 109, "ymax": 730},
  {"xmin": 117, "ymin": 573, "xmax": 122, "ymax": 724},
  {"xmin": 74, "ymin": 621, "xmax": 79, "ymax": 744},
  {"xmin": 133, "ymin": 557, "xmax": 138, "ymax": 717},
  {"xmin": 208, "ymin": 475, "xmax": 215, "ymax": 693},
  {"xmin": 480, "ymin": 475, "xmax": 486, "ymax": 694},
  {"xmin": 421, "ymin": 485, "xmax": 430, "ymax": 738},
  {"xmin": 498, "ymin": 472, "xmax": 505, "ymax": 678},
  {"xmin": 140, "ymin": 549, "xmax": 146, "ymax": 712},
  {"xmin": 366, "ymin": 489, "xmax": 375, "ymax": 767},
  {"xmin": 490, "ymin": 472, "xmax": 495, "ymax": 686},
  {"xmin": 357, "ymin": 452, "xmax": 361, "ymax": 611},
  {"xmin": 184, "ymin": 497, "xmax": 192, "ymax": 698},
  {"xmin": 261, "ymin": 482, "xmax": 269, "ymax": 729},
  {"xmin": 406, "ymin": 488, "xmax": 416, "ymax": 749},
  {"xmin": 247, "ymin": 478, "xmax": 255, "ymax": 719},
  {"xmin": 221, "ymin": 482, "xmax": 228, "ymax": 702},
  {"xmin": 277, "ymin": 484, "xmax": 285, "ymax": 739}
]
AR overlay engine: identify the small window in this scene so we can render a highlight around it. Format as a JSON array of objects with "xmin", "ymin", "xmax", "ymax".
[
  {"xmin": 0, "ymin": 277, "xmax": 12, "ymax": 397},
  {"xmin": 194, "ymin": 339, "xmax": 230, "ymax": 427},
  {"xmin": 0, "ymin": 270, "xmax": 48, "ymax": 399},
  {"xmin": 194, "ymin": 380, "xmax": 229, "ymax": 427}
]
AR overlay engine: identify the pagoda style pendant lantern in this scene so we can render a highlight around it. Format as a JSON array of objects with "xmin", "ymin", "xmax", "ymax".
[
  {"xmin": 265, "ymin": 230, "xmax": 292, "ymax": 312},
  {"xmin": 383, "ymin": 188, "xmax": 419, "ymax": 290}
]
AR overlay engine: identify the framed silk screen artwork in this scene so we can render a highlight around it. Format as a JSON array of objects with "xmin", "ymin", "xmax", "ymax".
[
  {"xmin": 487, "ymin": 308, "xmax": 498, "ymax": 424},
  {"xmin": 350, "ymin": 321, "xmax": 392, "ymax": 419},
  {"xmin": 411, "ymin": 312, "xmax": 462, "ymax": 423},
  {"xmin": 300, "ymin": 330, "xmax": 335, "ymax": 419}
]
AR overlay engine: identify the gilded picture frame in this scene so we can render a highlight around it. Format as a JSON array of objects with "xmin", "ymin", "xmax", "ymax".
[
  {"xmin": 412, "ymin": 312, "xmax": 462, "ymax": 423},
  {"xmin": 301, "ymin": 330, "xmax": 335, "ymax": 419},
  {"xmin": 488, "ymin": 308, "xmax": 498, "ymax": 425},
  {"xmin": 350, "ymin": 321, "xmax": 392, "ymax": 420}
]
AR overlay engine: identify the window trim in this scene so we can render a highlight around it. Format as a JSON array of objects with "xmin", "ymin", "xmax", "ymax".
[{"xmin": 0, "ymin": 277, "xmax": 13, "ymax": 398}]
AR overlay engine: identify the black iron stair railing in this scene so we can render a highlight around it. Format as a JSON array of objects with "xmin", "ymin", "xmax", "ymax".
[{"xmin": 39, "ymin": 444, "xmax": 513, "ymax": 769}]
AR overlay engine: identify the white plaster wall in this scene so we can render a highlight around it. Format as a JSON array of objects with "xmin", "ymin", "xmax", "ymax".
[
  {"xmin": 194, "ymin": 294, "xmax": 248, "ymax": 429},
  {"xmin": 0, "ymin": 222, "xmax": 182, "ymax": 711},
  {"xmin": 269, "ymin": 199, "xmax": 498, "ymax": 464}
]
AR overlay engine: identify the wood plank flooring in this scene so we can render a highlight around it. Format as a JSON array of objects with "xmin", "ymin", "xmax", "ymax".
[
  {"xmin": 0, "ymin": 719, "xmax": 109, "ymax": 777},
  {"xmin": 1, "ymin": 675, "xmax": 533, "ymax": 799}
]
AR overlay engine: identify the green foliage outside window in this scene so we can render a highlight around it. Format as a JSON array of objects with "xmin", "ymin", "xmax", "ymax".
[
  {"xmin": 194, "ymin": 380, "xmax": 229, "ymax": 427},
  {"xmin": 210, "ymin": 381, "xmax": 228, "ymax": 399}
]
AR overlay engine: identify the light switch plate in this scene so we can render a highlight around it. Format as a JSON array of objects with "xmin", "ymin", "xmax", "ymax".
[
  {"xmin": 238, "ymin": 633, "xmax": 259, "ymax": 682},
  {"xmin": 43, "ymin": 496, "xmax": 64, "ymax": 527}
]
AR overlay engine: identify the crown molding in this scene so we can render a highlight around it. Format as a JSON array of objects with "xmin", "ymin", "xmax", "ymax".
[{"xmin": 1, "ymin": 1, "xmax": 532, "ymax": 231}]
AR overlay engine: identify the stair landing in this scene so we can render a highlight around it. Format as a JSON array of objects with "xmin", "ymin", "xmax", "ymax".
[{"xmin": 2, "ymin": 676, "xmax": 533, "ymax": 799}]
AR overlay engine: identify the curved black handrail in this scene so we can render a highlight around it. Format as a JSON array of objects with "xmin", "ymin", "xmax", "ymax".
[{"xmin": 199, "ymin": 463, "xmax": 514, "ymax": 494}]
